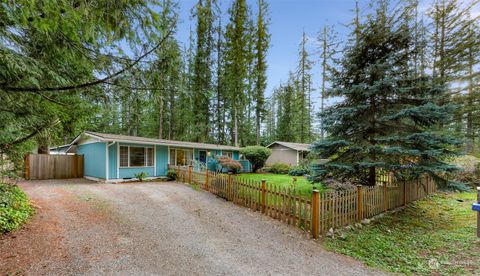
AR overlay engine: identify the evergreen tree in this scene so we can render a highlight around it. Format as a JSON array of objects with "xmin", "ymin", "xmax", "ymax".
[
  {"xmin": 224, "ymin": 0, "xmax": 249, "ymax": 146},
  {"xmin": 317, "ymin": 25, "xmax": 339, "ymax": 141},
  {"xmin": 192, "ymin": 0, "xmax": 216, "ymax": 142},
  {"xmin": 253, "ymin": 0, "xmax": 270, "ymax": 145},
  {"xmin": 295, "ymin": 31, "xmax": 314, "ymax": 143},
  {"xmin": 275, "ymin": 82, "xmax": 296, "ymax": 142},
  {"xmin": 312, "ymin": 1, "xmax": 459, "ymax": 186}
]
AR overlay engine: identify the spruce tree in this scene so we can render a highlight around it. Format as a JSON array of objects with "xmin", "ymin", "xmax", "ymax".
[{"xmin": 312, "ymin": 2, "xmax": 459, "ymax": 186}]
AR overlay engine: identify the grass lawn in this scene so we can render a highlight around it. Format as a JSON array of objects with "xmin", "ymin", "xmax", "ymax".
[
  {"xmin": 237, "ymin": 173, "xmax": 321, "ymax": 195},
  {"xmin": 324, "ymin": 192, "xmax": 480, "ymax": 275}
]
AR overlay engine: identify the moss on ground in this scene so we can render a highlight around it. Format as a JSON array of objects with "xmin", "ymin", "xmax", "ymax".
[
  {"xmin": 0, "ymin": 183, "xmax": 33, "ymax": 233},
  {"xmin": 324, "ymin": 192, "xmax": 480, "ymax": 275}
]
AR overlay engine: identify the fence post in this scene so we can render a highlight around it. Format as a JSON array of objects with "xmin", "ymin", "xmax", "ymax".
[
  {"xmin": 24, "ymin": 154, "xmax": 30, "ymax": 180},
  {"xmin": 205, "ymin": 169, "xmax": 209, "ymax": 190},
  {"xmin": 477, "ymin": 187, "xmax": 480, "ymax": 238},
  {"xmin": 228, "ymin": 172, "xmax": 233, "ymax": 201},
  {"xmin": 357, "ymin": 185, "xmax": 363, "ymax": 221},
  {"xmin": 403, "ymin": 180, "xmax": 407, "ymax": 206},
  {"xmin": 312, "ymin": 190, "xmax": 320, "ymax": 239},
  {"xmin": 177, "ymin": 166, "xmax": 180, "ymax": 181},
  {"xmin": 383, "ymin": 183, "xmax": 388, "ymax": 212},
  {"xmin": 261, "ymin": 179, "xmax": 266, "ymax": 214},
  {"xmin": 188, "ymin": 165, "xmax": 192, "ymax": 184}
]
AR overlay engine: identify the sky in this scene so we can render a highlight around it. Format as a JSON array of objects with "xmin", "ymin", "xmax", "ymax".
[
  {"xmin": 173, "ymin": 0, "xmax": 359, "ymax": 104},
  {"xmin": 170, "ymin": 0, "xmax": 479, "ymax": 107}
]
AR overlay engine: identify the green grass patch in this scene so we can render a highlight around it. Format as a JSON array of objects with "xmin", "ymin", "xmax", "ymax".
[
  {"xmin": 324, "ymin": 192, "xmax": 480, "ymax": 275},
  {"xmin": 238, "ymin": 173, "xmax": 322, "ymax": 195},
  {"xmin": 0, "ymin": 182, "xmax": 33, "ymax": 233}
]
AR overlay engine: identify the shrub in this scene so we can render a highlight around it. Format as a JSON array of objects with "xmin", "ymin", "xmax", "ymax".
[
  {"xmin": 448, "ymin": 155, "xmax": 480, "ymax": 188},
  {"xmin": 239, "ymin": 146, "xmax": 272, "ymax": 172},
  {"xmin": 134, "ymin": 171, "xmax": 148, "ymax": 181},
  {"xmin": 269, "ymin": 162, "xmax": 291, "ymax": 174},
  {"xmin": 288, "ymin": 166, "xmax": 310, "ymax": 176},
  {"xmin": 217, "ymin": 156, "xmax": 243, "ymax": 173},
  {"xmin": 0, "ymin": 183, "xmax": 33, "ymax": 233},
  {"xmin": 167, "ymin": 169, "xmax": 177, "ymax": 181}
]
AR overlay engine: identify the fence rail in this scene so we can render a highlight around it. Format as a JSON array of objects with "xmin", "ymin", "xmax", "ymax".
[{"xmin": 171, "ymin": 165, "xmax": 435, "ymax": 238}]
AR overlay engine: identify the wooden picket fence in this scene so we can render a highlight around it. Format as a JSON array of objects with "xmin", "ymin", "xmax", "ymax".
[{"xmin": 171, "ymin": 165, "xmax": 436, "ymax": 238}]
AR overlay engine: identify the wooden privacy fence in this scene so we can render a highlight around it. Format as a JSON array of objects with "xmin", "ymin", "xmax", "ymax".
[
  {"xmin": 25, "ymin": 154, "xmax": 84, "ymax": 180},
  {"xmin": 171, "ymin": 165, "xmax": 436, "ymax": 239}
]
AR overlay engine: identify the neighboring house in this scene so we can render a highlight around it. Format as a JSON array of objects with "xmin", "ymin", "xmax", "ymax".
[
  {"xmin": 57, "ymin": 131, "xmax": 244, "ymax": 181},
  {"xmin": 265, "ymin": 141, "xmax": 311, "ymax": 166}
]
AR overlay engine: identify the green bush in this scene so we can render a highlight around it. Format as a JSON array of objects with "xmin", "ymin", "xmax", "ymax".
[
  {"xmin": 167, "ymin": 169, "xmax": 177, "ymax": 181},
  {"xmin": 240, "ymin": 146, "xmax": 272, "ymax": 172},
  {"xmin": 0, "ymin": 183, "xmax": 33, "ymax": 233},
  {"xmin": 269, "ymin": 162, "xmax": 291, "ymax": 174},
  {"xmin": 288, "ymin": 166, "xmax": 310, "ymax": 176},
  {"xmin": 134, "ymin": 171, "xmax": 148, "ymax": 181}
]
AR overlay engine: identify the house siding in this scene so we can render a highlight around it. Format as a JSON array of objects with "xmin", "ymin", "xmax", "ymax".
[
  {"xmin": 266, "ymin": 144, "xmax": 298, "ymax": 166},
  {"xmin": 77, "ymin": 142, "xmax": 107, "ymax": 179}
]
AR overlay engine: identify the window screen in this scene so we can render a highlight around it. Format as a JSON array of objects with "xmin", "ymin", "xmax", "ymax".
[
  {"xmin": 129, "ymin": 147, "xmax": 145, "ymax": 167},
  {"xmin": 120, "ymin": 146, "xmax": 129, "ymax": 167},
  {"xmin": 170, "ymin": 149, "xmax": 176, "ymax": 165},
  {"xmin": 146, "ymin": 147, "xmax": 154, "ymax": 166}
]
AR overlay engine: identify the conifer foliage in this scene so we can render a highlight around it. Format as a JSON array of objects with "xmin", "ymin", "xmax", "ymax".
[{"xmin": 311, "ymin": 2, "xmax": 459, "ymax": 186}]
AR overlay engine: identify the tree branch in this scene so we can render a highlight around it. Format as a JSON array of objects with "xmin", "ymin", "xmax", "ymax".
[{"xmin": 2, "ymin": 30, "xmax": 173, "ymax": 93}]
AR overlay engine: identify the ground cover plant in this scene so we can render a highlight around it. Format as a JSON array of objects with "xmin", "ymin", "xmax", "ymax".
[
  {"xmin": 0, "ymin": 182, "xmax": 33, "ymax": 233},
  {"xmin": 324, "ymin": 192, "xmax": 479, "ymax": 275}
]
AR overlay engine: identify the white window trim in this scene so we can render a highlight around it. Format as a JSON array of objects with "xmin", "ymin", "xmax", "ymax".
[
  {"xmin": 170, "ymin": 147, "xmax": 194, "ymax": 166},
  {"xmin": 119, "ymin": 145, "xmax": 155, "ymax": 168}
]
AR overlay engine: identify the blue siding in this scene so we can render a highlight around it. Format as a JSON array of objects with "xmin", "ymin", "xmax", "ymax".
[
  {"xmin": 119, "ymin": 167, "xmax": 155, "ymax": 179},
  {"xmin": 156, "ymin": 145, "xmax": 168, "ymax": 176},
  {"xmin": 108, "ymin": 144, "xmax": 117, "ymax": 179},
  {"xmin": 233, "ymin": 151, "xmax": 239, "ymax": 160},
  {"xmin": 77, "ymin": 142, "xmax": 106, "ymax": 179}
]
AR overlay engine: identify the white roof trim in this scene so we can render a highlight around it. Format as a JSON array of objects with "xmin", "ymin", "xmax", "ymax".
[{"xmin": 79, "ymin": 132, "xmax": 239, "ymax": 151}]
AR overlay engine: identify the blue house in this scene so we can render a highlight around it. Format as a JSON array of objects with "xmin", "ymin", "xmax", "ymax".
[{"xmin": 61, "ymin": 131, "xmax": 247, "ymax": 181}]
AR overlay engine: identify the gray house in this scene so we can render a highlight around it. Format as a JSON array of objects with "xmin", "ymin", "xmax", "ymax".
[{"xmin": 265, "ymin": 141, "xmax": 311, "ymax": 166}]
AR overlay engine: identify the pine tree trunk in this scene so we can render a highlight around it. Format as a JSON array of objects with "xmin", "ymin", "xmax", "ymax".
[
  {"xmin": 466, "ymin": 44, "xmax": 474, "ymax": 153},
  {"xmin": 321, "ymin": 26, "xmax": 327, "ymax": 141},
  {"xmin": 158, "ymin": 96, "xmax": 163, "ymax": 139},
  {"xmin": 234, "ymin": 107, "xmax": 239, "ymax": 147}
]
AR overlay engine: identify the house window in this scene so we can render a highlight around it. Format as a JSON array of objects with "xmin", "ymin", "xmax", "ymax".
[
  {"xmin": 146, "ymin": 147, "xmax": 154, "ymax": 166},
  {"xmin": 223, "ymin": 151, "xmax": 233, "ymax": 158},
  {"xmin": 119, "ymin": 146, "xmax": 154, "ymax": 167},
  {"xmin": 170, "ymin": 149, "xmax": 176, "ymax": 165},
  {"xmin": 169, "ymin": 148, "xmax": 193, "ymax": 166},
  {"xmin": 120, "ymin": 146, "xmax": 129, "ymax": 167}
]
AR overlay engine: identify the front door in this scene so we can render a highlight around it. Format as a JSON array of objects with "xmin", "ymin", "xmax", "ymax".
[{"xmin": 199, "ymin": 150, "xmax": 207, "ymax": 164}]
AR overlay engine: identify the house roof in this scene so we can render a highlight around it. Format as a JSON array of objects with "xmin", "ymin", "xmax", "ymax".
[
  {"xmin": 77, "ymin": 131, "xmax": 241, "ymax": 151},
  {"xmin": 266, "ymin": 141, "xmax": 311, "ymax": 152}
]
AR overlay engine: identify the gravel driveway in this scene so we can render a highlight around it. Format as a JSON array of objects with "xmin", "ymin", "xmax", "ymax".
[{"xmin": 1, "ymin": 179, "xmax": 384, "ymax": 275}]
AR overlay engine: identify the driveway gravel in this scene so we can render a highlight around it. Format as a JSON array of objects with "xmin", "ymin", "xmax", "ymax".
[{"xmin": 1, "ymin": 179, "xmax": 384, "ymax": 275}]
